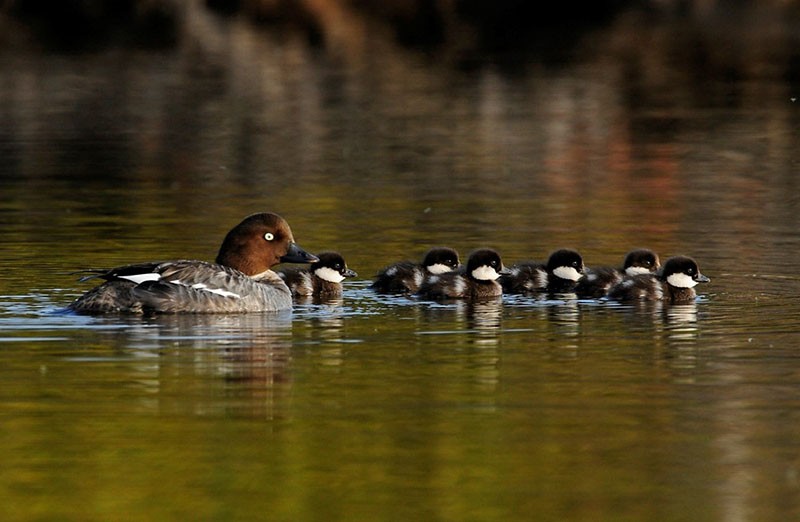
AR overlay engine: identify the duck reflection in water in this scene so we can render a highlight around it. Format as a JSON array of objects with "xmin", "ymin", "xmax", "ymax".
[
  {"xmin": 464, "ymin": 298, "xmax": 504, "ymax": 337},
  {"xmin": 418, "ymin": 297, "xmax": 504, "ymax": 341},
  {"xmin": 665, "ymin": 302, "xmax": 701, "ymax": 343},
  {"xmin": 127, "ymin": 312, "xmax": 294, "ymax": 419}
]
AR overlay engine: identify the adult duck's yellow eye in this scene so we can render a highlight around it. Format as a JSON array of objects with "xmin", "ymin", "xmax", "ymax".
[{"xmin": 264, "ymin": 232, "xmax": 274, "ymax": 241}]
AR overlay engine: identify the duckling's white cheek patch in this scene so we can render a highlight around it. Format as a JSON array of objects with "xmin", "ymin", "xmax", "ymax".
[
  {"xmin": 427, "ymin": 263, "xmax": 452, "ymax": 275},
  {"xmin": 626, "ymin": 266, "xmax": 652, "ymax": 276},
  {"xmin": 120, "ymin": 273, "xmax": 161, "ymax": 284},
  {"xmin": 553, "ymin": 266, "xmax": 582, "ymax": 281},
  {"xmin": 472, "ymin": 266, "xmax": 500, "ymax": 281},
  {"xmin": 315, "ymin": 266, "xmax": 345, "ymax": 283},
  {"xmin": 667, "ymin": 273, "xmax": 697, "ymax": 288}
]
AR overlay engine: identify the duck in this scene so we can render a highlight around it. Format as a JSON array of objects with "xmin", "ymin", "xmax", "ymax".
[
  {"xmin": 606, "ymin": 255, "xmax": 710, "ymax": 303},
  {"xmin": 277, "ymin": 251, "xmax": 357, "ymax": 297},
  {"xmin": 416, "ymin": 248, "xmax": 508, "ymax": 299},
  {"xmin": 370, "ymin": 247, "xmax": 460, "ymax": 294},
  {"xmin": 500, "ymin": 249, "xmax": 585, "ymax": 295},
  {"xmin": 575, "ymin": 248, "xmax": 661, "ymax": 298},
  {"xmin": 69, "ymin": 212, "xmax": 318, "ymax": 314}
]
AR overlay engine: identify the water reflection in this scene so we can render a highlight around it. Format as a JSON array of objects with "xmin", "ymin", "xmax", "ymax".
[
  {"xmin": 463, "ymin": 298, "xmax": 504, "ymax": 339},
  {"xmin": 417, "ymin": 297, "xmax": 503, "ymax": 339},
  {"xmin": 2, "ymin": 1, "xmax": 800, "ymax": 520},
  {"xmin": 117, "ymin": 312, "xmax": 294, "ymax": 418},
  {"xmin": 292, "ymin": 296, "xmax": 351, "ymax": 368},
  {"xmin": 412, "ymin": 298, "xmax": 503, "ymax": 403},
  {"xmin": 601, "ymin": 298, "xmax": 706, "ymax": 380}
]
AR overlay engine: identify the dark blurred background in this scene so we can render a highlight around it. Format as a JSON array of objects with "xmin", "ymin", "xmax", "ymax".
[{"xmin": 1, "ymin": 0, "xmax": 799, "ymax": 270}]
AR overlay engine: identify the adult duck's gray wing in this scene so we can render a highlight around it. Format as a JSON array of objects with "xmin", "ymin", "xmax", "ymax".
[{"xmin": 131, "ymin": 261, "xmax": 293, "ymax": 313}]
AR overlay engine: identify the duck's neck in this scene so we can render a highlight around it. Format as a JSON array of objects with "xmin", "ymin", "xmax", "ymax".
[
  {"xmin": 216, "ymin": 247, "xmax": 269, "ymax": 276},
  {"xmin": 666, "ymin": 285, "xmax": 697, "ymax": 303}
]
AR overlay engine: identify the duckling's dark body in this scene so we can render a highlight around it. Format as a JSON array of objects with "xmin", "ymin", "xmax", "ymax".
[
  {"xmin": 500, "ymin": 262, "xmax": 548, "ymax": 294},
  {"xmin": 371, "ymin": 247, "xmax": 460, "ymax": 294},
  {"xmin": 576, "ymin": 249, "xmax": 660, "ymax": 298}
]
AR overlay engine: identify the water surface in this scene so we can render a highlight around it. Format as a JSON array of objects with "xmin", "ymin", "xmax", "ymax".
[{"xmin": 2, "ymin": 2, "xmax": 800, "ymax": 521}]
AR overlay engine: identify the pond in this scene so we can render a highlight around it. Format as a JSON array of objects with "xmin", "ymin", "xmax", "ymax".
[{"xmin": 1, "ymin": 2, "xmax": 800, "ymax": 520}]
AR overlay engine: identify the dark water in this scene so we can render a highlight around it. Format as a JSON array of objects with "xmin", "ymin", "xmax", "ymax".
[{"xmin": 2, "ymin": 2, "xmax": 800, "ymax": 520}]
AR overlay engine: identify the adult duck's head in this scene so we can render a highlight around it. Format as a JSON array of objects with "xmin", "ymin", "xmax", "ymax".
[{"xmin": 215, "ymin": 212, "xmax": 318, "ymax": 276}]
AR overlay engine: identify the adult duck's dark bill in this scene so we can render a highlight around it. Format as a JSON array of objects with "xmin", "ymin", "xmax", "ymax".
[{"xmin": 281, "ymin": 243, "xmax": 319, "ymax": 264}]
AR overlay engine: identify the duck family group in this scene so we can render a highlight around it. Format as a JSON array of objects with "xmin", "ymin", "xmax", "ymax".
[{"xmin": 69, "ymin": 212, "xmax": 710, "ymax": 314}]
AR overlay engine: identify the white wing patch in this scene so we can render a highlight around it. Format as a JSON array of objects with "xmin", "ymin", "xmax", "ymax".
[
  {"xmin": 168, "ymin": 279, "xmax": 241, "ymax": 299},
  {"xmin": 472, "ymin": 266, "xmax": 500, "ymax": 281},
  {"xmin": 427, "ymin": 263, "xmax": 453, "ymax": 275},
  {"xmin": 552, "ymin": 266, "xmax": 582, "ymax": 281},
  {"xmin": 453, "ymin": 276, "xmax": 467, "ymax": 295},
  {"xmin": 120, "ymin": 273, "xmax": 161, "ymax": 284},
  {"xmin": 413, "ymin": 270, "xmax": 424, "ymax": 289},
  {"xmin": 536, "ymin": 270, "xmax": 548, "ymax": 288},
  {"xmin": 315, "ymin": 266, "xmax": 345, "ymax": 283},
  {"xmin": 209, "ymin": 288, "xmax": 241, "ymax": 298},
  {"xmin": 385, "ymin": 266, "xmax": 398, "ymax": 277},
  {"xmin": 666, "ymin": 273, "xmax": 697, "ymax": 288}
]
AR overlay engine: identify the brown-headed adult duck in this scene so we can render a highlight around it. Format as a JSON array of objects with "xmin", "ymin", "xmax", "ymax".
[{"xmin": 69, "ymin": 212, "xmax": 317, "ymax": 314}]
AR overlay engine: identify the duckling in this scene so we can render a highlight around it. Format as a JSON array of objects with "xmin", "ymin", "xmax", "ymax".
[
  {"xmin": 417, "ymin": 248, "xmax": 508, "ymax": 299},
  {"xmin": 607, "ymin": 255, "xmax": 710, "ymax": 303},
  {"xmin": 575, "ymin": 248, "xmax": 660, "ymax": 298},
  {"xmin": 501, "ymin": 249, "xmax": 585, "ymax": 294},
  {"xmin": 371, "ymin": 247, "xmax": 460, "ymax": 294},
  {"xmin": 278, "ymin": 251, "xmax": 357, "ymax": 297}
]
